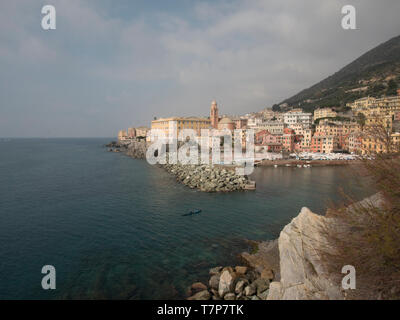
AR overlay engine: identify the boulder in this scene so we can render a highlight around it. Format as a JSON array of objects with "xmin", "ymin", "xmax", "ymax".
[
  {"xmin": 191, "ymin": 282, "xmax": 207, "ymax": 292},
  {"xmin": 210, "ymin": 288, "xmax": 219, "ymax": 298},
  {"xmin": 253, "ymin": 278, "xmax": 270, "ymax": 295},
  {"xmin": 209, "ymin": 266, "xmax": 223, "ymax": 275},
  {"xmin": 235, "ymin": 266, "xmax": 248, "ymax": 275},
  {"xmin": 218, "ymin": 270, "xmax": 236, "ymax": 298},
  {"xmin": 224, "ymin": 293, "xmax": 236, "ymax": 300},
  {"xmin": 246, "ymin": 270, "xmax": 260, "ymax": 283},
  {"xmin": 244, "ymin": 284, "xmax": 256, "ymax": 296},
  {"xmin": 234, "ymin": 279, "xmax": 248, "ymax": 294},
  {"xmin": 222, "ymin": 266, "xmax": 234, "ymax": 273},
  {"xmin": 187, "ymin": 290, "xmax": 211, "ymax": 300},
  {"xmin": 209, "ymin": 274, "xmax": 220, "ymax": 290}
]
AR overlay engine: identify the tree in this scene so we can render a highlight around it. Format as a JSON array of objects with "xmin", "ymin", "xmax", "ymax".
[
  {"xmin": 356, "ymin": 112, "xmax": 366, "ymax": 129},
  {"xmin": 272, "ymin": 104, "xmax": 281, "ymax": 112},
  {"xmin": 386, "ymin": 79, "xmax": 398, "ymax": 96}
]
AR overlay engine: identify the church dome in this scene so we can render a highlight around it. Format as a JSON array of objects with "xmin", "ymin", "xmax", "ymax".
[{"xmin": 219, "ymin": 117, "xmax": 234, "ymax": 124}]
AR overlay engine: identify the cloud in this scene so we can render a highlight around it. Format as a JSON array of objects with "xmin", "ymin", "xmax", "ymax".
[{"xmin": 1, "ymin": 0, "xmax": 400, "ymax": 137}]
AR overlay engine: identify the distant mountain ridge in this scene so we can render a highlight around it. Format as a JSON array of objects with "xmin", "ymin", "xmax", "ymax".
[{"xmin": 279, "ymin": 34, "xmax": 400, "ymax": 112}]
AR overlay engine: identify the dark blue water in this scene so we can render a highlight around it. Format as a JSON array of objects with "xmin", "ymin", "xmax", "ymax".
[{"xmin": 0, "ymin": 138, "xmax": 372, "ymax": 299}]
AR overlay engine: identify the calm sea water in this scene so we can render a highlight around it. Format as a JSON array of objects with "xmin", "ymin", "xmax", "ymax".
[{"xmin": 0, "ymin": 138, "xmax": 372, "ymax": 299}]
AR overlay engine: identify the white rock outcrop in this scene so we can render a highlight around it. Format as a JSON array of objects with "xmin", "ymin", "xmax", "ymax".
[
  {"xmin": 267, "ymin": 207, "xmax": 344, "ymax": 300},
  {"xmin": 218, "ymin": 270, "xmax": 236, "ymax": 298}
]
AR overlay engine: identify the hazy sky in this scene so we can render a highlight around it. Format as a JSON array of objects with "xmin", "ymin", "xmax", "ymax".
[{"xmin": 1, "ymin": 0, "xmax": 400, "ymax": 137}]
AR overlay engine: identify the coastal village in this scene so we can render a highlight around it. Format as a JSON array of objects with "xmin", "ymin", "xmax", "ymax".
[{"xmin": 117, "ymin": 89, "xmax": 400, "ymax": 159}]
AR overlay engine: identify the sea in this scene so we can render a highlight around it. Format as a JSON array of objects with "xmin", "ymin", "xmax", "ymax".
[{"xmin": 0, "ymin": 138, "xmax": 373, "ymax": 299}]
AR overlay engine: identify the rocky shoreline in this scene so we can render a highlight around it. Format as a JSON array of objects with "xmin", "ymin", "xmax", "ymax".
[
  {"xmin": 187, "ymin": 240, "xmax": 279, "ymax": 300},
  {"xmin": 107, "ymin": 140, "xmax": 256, "ymax": 192},
  {"xmin": 163, "ymin": 163, "xmax": 255, "ymax": 192},
  {"xmin": 106, "ymin": 140, "xmax": 148, "ymax": 158},
  {"xmin": 186, "ymin": 197, "xmax": 382, "ymax": 300}
]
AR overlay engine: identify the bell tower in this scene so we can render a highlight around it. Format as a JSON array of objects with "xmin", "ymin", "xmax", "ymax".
[{"xmin": 210, "ymin": 100, "xmax": 219, "ymax": 129}]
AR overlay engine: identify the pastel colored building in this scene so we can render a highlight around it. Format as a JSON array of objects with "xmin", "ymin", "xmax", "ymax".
[
  {"xmin": 310, "ymin": 132, "xmax": 339, "ymax": 153},
  {"xmin": 118, "ymin": 130, "xmax": 127, "ymax": 141},
  {"xmin": 151, "ymin": 117, "xmax": 210, "ymax": 137},
  {"xmin": 283, "ymin": 110, "xmax": 313, "ymax": 128},
  {"xmin": 135, "ymin": 127, "xmax": 150, "ymax": 138},
  {"xmin": 313, "ymin": 107, "xmax": 337, "ymax": 122},
  {"xmin": 127, "ymin": 127, "xmax": 136, "ymax": 138},
  {"xmin": 256, "ymin": 120, "xmax": 285, "ymax": 135},
  {"xmin": 247, "ymin": 117, "xmax": 263, "ymax": 127},
  {"xmin": 233, "ymin": 118, "xmax": 248, "ymax": 129}
]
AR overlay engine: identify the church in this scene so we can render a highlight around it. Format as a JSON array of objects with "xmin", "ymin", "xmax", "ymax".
[{"xmin": 210, "ymin": 100, "xmax": 246, "ymax": 131}]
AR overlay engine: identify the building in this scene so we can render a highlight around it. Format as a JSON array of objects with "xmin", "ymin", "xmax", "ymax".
[
  {"xmin": 310, "ymin": 132, "xmax": 339, "ymax": 154},
  {"xmin": 127, "ymin": 127, "xmax": 136, "ymax": 138},
  {"xmin": 218, "ymin": 117, "xmax": 235, "ymax": 131},
  {"xmin": 210, "ymin": 100, "xmax": 219, "ymax": 129},
  {"xmin": 316, "ymin": 121, "xmax": 360, "ymax": 135},
  {"xmin": 260, "ymin": 109, "xmax": 276, "ymax": 120},
  {"xmin": 347, "ymin": 96, "xmax": 376, "ymax": 114},
  {"xmin": 283, "ymin": 110, "xmax": 313, "ymax": 128},
  {"xmin": 232, "ymin": 118, "xmax": 248, "ymax": 129},
  {"xmin": 282, "ymin": 128, "xmax": 296, "ymax": 152},
  {"xmin": 348, "ymin": 93, "xmax": 400, "ymax": 117},
  {"xmin": 256, "ymin": 120, "xmax": 285, "ymax": 135},
  {"xmin": 298, "ymin": 128, "xmax": 313, "ymax": 151},
  {"xmin": 313, "ymin": 107, "xmax": 337, "ymax": 122},
  {"xmin": 151, "ymin": 117, "xmax": 210, "ymax": 137},
  {"xmin": 348, "ymin": 133, "xmax": 363, "ymax": 154},
  {"xmin": 254, "ymin": 130, "xmax": 283, "ymax": 153},
  {"xmin": 247, "ymin": 117, "xmax": 263, "ymax": 127},
  {"xmin": 135, "ymin": 127, "xmax": 150, "ymax": 138},
  {"xmin": 118, "ymin": 130, "xmax": 127, "ymax": 141},
  {"xmin": 255, "ymin": 130, "xmax": 281, "ymax": 145}
]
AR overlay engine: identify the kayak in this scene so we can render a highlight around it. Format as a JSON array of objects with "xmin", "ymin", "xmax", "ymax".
[{"xmin": 182, "ymin": 209, "xmax": 202, "ymax": 216}]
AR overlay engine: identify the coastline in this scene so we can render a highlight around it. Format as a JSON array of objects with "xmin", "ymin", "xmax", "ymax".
[
  {"xmin": 188, "ymin": 193, "xmax": 380, "ymax": 300},
  {"xmin": 107, "ymin": 139, "xmax": 370, "ymax": 300}
]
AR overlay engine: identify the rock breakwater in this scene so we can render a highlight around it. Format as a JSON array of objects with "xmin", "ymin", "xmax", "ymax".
[
  {"xmin": 106, "ymin": 139, "xmax": 148, "ymax": 159},
  {"xmin": 163, "ymin": 164, "xmax": 254, "ymax": 192}
]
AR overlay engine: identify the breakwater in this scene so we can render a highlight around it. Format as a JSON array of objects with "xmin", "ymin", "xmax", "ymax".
[
  {"xmin": 108, "ymin": 140, "xmax": 255, "ymax": 192},
  {"xmin": 163, "ymin": 163, "xmax": 254, "ymax": 192}
]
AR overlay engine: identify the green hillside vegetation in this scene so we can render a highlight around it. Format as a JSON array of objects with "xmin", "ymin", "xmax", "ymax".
[{"xmin": 279, "ymin": 35, "xmax": 400, "ymax": 113}]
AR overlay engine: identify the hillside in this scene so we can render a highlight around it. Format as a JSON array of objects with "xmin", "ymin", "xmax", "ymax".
[{"xmin": 279, "ymin": 35, "xmax": 400, "ymax": 113}]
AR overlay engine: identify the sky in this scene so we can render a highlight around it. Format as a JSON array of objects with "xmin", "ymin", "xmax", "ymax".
[{"xmin": 1, "ymin": 0, "xmax": 400, "ymax": 137}]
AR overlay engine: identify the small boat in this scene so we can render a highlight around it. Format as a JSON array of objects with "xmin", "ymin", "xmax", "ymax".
[
  {"xmin": 274, "ymin": 164, "xmax": 278, "ymax": 168},
  {"xmin": 182, "ymin": 209, "xmax": 202, "ymax": 216}
]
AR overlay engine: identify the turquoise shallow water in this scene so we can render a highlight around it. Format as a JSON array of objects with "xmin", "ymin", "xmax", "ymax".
[{"xmin": 0, "ymin": 138, "xmax": 372, "ymax": 299}]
